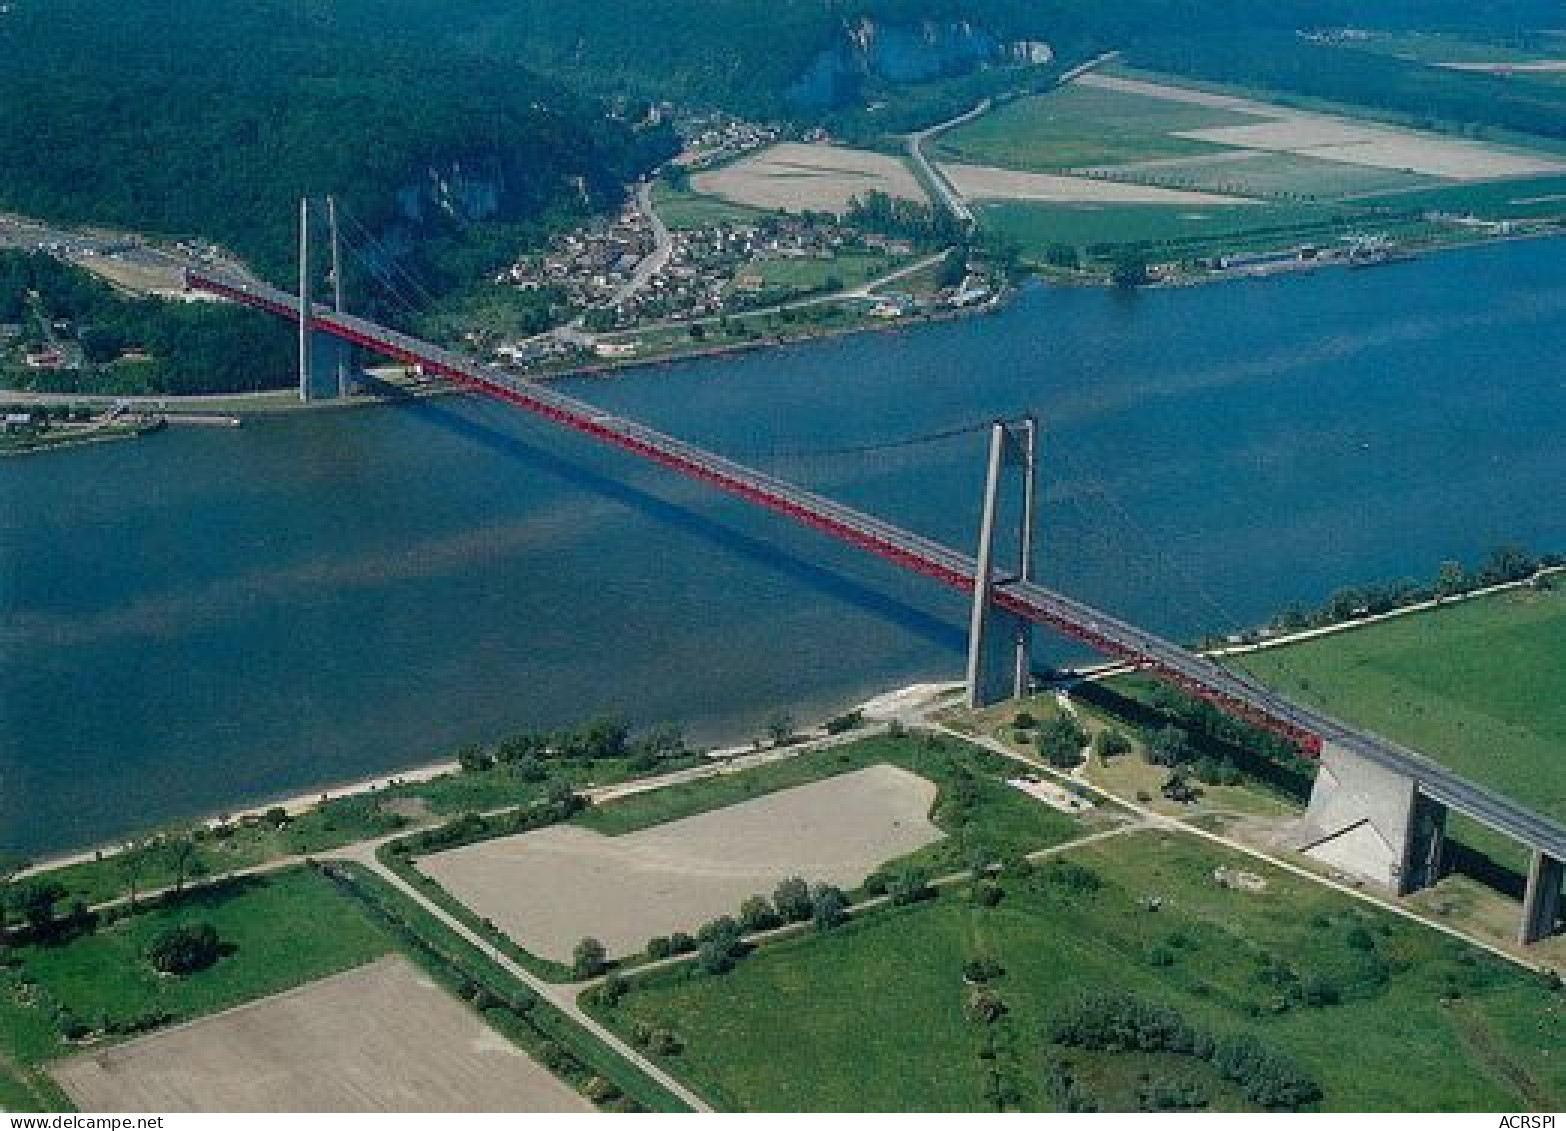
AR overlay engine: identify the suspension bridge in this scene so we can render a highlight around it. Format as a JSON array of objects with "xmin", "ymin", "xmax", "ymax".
[{"xmin": 180, "ymin": 205, "xmax": 1563, "ymax": 946}]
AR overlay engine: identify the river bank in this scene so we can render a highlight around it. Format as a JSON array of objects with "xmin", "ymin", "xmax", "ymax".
[
  {"xmin": 16, "ymin": 681, "xmax": 960, "ymax": 877},
  {"xmin": 5, "ymin": 236, "xmax": 1560, "ymax": 857}
]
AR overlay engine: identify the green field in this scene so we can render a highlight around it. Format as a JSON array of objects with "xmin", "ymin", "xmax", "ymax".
[
  {"xmin": 749, "ymin": 250, "xmax": 897, "ymax": 293},
  {"xmin": 594, "ymin": 831, "xmax": 1563, "ymax": 1111},
  {"xmin": 0, "ymin": 867, "xmax": 398, "ymax": 1108},
  {"xmin": 652, "ymin": 181, "xmax": 772, "ymax": 229},
  {"xmin": 977, "ymin": 199, "xmax": 1374, "ymax": 257},
  {"xmin": 1098, "ymin": 152, "xmax": 1438, "ymax": 201},
  {"xmin": 1360, "ymin": 174, "xmax": 1566, "ymax": 220},
  {"xmin": 932, "ymin": 85, "xmax": 1248, "ymax": 172},
  {"xmin": 1237, "ymin": 586, "xmax": 1566, "ymax": 823}
]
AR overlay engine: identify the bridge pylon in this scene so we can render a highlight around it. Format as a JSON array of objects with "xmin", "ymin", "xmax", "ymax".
[
  {"xmin": 296, "ymin": 195, "xmax": 354, "ymax": 402},
  {"xmin": 965, "ymin": 416, "xmax": 1038, "ymax": 710}
]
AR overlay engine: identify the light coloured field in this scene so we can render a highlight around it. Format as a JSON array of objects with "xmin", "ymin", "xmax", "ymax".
[
  {"xmin": 1176, "ymin": 120, "xmax": 1566, "ymax": 179},
  {"xmin": 691, "ymin": 142, "xmax": 927, "ymax": 214},
  {"xmin": 938, "ymin": 162, "xmax": 1255, "ymax": 205},
  {"xmin": 422, "ymin": 764, "xmax": 942, "ymax": 961},
  {"xmin": 1078, "ymin": 71, "xmax": 1566, "ymax": 181},
  {"xmin": 52, "ymin": 956, "xmax": 592, "ymax": 1113}
]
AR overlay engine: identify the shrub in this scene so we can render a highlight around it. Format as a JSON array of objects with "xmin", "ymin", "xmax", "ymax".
[
  {"xmin": 1345, "ymin": 925, "xmax": 1375, "ymax": 952},
  {"xmin": 825, "ymin": 709, "xmax": 864, "ymax": 735},
  {"xmin": 966, "ymin": 987, "xmax": 1007, "ymax": 1024},
  {"xmin": 1044, "ymin": 860, "xmax": 1102, "ymax": 896},
  {"xmin": 962, "ymin": 956, "xmax": 1004, "ymax": 983},
  {"xmin": 1037, "ymin": 714, "xmax": 1088, "ymax": 768},
  {"xmin": 583, "ymin": 1076, "xmax": 621, "ymax": 1104},
  {"xmin": 811, "ymin": 883, "xmax": 849, "ymax": 931},
  {"xmin": 972, "ymin": 880, "xmax": 1003, "ymax": 908},
  {"xmin": 645, "ymin": 935, "xmax": 673, "ymax": 960},
  {"xmin": 146, "ymin": 922, "xmax": 222, "ymax": 975},
  {"xmin": 648, "ymin": 1029, "xmax": 683, "ymax": 1056},
  {"xmin": 773, "ymin": 876, "xmax": 813, "ymax": 922},
  {"xmin": 572, "ymin": 936, "xmax": 608, "ymax": 979},
  {"xmin": 887, "ymin": 866, "xmax": 933, "ymax": 907},
  {"xmin": 696, "ymin": 940, "xmax": 734, "ymax": 975},
  {"xmin": 738, "ymin": 895, "xmax": 780, "ymax": 933},
  {"xmin": 1093, "ymin": 729, "xmax": 1132, "ymax": 759},
  {"xmin": 669, "ymin": 931, "xmax": 697, "ymax": 955}
]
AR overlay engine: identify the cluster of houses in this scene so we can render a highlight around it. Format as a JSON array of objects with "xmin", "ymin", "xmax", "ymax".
[
  {"xmin": 499, "ymin": 204, "xmax": 658, "ymax": 311},
  {"xmin": 669, "ymin": 111, "xmax": 788, "ymax": 171}
]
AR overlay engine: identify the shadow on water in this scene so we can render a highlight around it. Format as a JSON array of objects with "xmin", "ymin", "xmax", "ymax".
[{"xmin": 394, "ymin": 393, "xmax": 969, "ymax": 656}]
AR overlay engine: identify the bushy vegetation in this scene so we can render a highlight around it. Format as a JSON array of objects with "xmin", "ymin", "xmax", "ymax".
[
  {"xmin": 0, "ymin": 252, "xmax": 295, "ymax": 394},
  {"xmin": 0, "ymin": 1, "xmax": 676, "ymax": 283},
  {"xmin": 145, "ymin": 922, "xmax": 223, "ymax": 975}
]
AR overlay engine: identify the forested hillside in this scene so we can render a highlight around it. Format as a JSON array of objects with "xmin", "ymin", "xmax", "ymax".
[
  {"xmin": 417, "ymin": 0, "xmax": 1566, "ymax": 117},
  {"xmin": 2, "ymin": 0, "xmax": 1558, "ymax": 288},
  {"xmin": 0, "ymin": 0, "xmax": 676, "ymax": 281}
]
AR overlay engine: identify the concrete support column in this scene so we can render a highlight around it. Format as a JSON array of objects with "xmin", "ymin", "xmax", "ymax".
[
  {"xmin": 1011, "ymin": 415, "xmax": 1038, "ymax": 700},
  {"xmin": 965, "ymin": 422, "xmax": 1008, "ymax": 709},
  {"xmin": 1519, "ymin": 851, "xmax": 1562, "ymax": 945},
  {"xmin": 297, "ymin": 197, "xmax": 312, "ymax": 403},
  {"xmin": 1399, "ymin": 793, "xmax": 1447, "ymax": 895}
]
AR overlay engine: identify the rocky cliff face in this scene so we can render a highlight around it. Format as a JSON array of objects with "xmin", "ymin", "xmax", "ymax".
[{"xmin": 787, "ymin": 18, "xmax": 1050, "ymax": 108}]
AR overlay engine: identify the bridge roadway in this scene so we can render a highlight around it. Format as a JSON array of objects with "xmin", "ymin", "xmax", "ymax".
[{"xmin": 186, "ymin": 268, "xmax": 1566, "ymax": 863}]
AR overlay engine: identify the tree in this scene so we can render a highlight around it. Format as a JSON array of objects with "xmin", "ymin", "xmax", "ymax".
[
  {"xmin": 738, "ymin": 895, "xmax": 780, "ymax": 933},
  {"xmin": 158, "ymin": 828, "xmax": 202, "ymax": 897},
  {"xmin": 1093, "ymin": 729, "xmax": 1132, "ymax": 760},
  {"xmin": 765, "ymin": 711, "xmax": 795, "ymax": 746},
  {"xmin": 147, "ymin": 922, "xmax": 222, "ymax": 974},
  {"xmin": 17, "ymin": 882, "xmax": 62, "ymax": 939},
  {"xmin": 887, "ymin": 866, "xmax": 932, "ymax": 906},
  {"xmin": 456, "ymin": 744, "xmax": 494, "ymax": 773},
  {"xmin": 1434, "ymin": 560, "xmax": 1469, "ymax": 599},
  {"xmin": 1037, "ymin": 715, "xmax": 1088, "ymax": 768},
  {"xmin": 572, "ymin": 936, "xmax": 608, "ymax": 978},
  {"xmin": 773, "ymin": 876, "xmax": 812, "ymax": 923},
  {"xmin": 810, "ymin": 883, "xmax": 849, "ymax": 931},
  {"xmin": 0, "ymin": 852, "xmax": 30, "ymax": 942},
  {"xmin": 1145, "ymin": 725, "xmax": 1190, "ymax": 768},
  {"xmin": 936, "ymin": 246, "xmax": 968, "ymax": 290},
  {"xmin": 115, "ymin": 837, "xmax": 155, "ymax": 911}
]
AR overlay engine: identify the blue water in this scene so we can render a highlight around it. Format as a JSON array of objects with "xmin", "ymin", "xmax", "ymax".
[{"xmin": 2, "ymin": 238, "xmax": 1562, "ymax": 855}]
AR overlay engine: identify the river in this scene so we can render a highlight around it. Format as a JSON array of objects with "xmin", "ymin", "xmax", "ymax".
[{"xmin": 2, "ymin": 238, "xmax": 1562, "ymax": 855}]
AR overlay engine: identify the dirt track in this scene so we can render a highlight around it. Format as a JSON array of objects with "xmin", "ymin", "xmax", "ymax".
[
  {"xmin": 52, "ymin": 956, "xmax": 593, "ymax": 1112},
  {"xmin": 421, "ymin": 764, "xmax": 943, "ymax": 961}
]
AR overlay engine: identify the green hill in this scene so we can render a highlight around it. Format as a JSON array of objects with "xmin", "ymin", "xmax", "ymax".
[{"xmin": 0, "ymin": 0, "xmax": 677, "ymax": 281}]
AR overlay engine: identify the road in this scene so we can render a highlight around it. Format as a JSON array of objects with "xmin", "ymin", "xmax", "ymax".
[
  {"xmin": 590, "ymin": 249, "xmax": 952, "ymax": 345},
  {"xmin": 327, "ymin": 840, "xmax": 714, "ymax": 1113},
  {"xmin": 906, "ymin": 101, "xmax": 986, "ymax": 227},
  {"xmin": 916, "ymin": 710, "xmax": 1557, "ymax": 975},
  {"xmin": 603, "ymin": 180, "xmax": 673, "ymax": 310}
]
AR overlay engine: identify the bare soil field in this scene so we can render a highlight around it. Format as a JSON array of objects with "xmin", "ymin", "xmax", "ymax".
[
  {"xmin": 422, "ymin": 764, "xmax": 942, "ymax": 961},
  {"xmin": 1078, "ymin": 72, "xmax": 1566, "ymax": 181},
  {"xmin": 1177, "ymin": 120, "xmax": 1566, "ymax": 180},
  {"xmin": 938, "ymin": 163, "xmax": 1255, "ymax": 205},
  {"xmin": 52, "ymin": 956, "xmax": 592, "ymax": 1113},
  {"xmin": 691, "ymin": 143, "xmax": 927, "ymax": 214}
]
